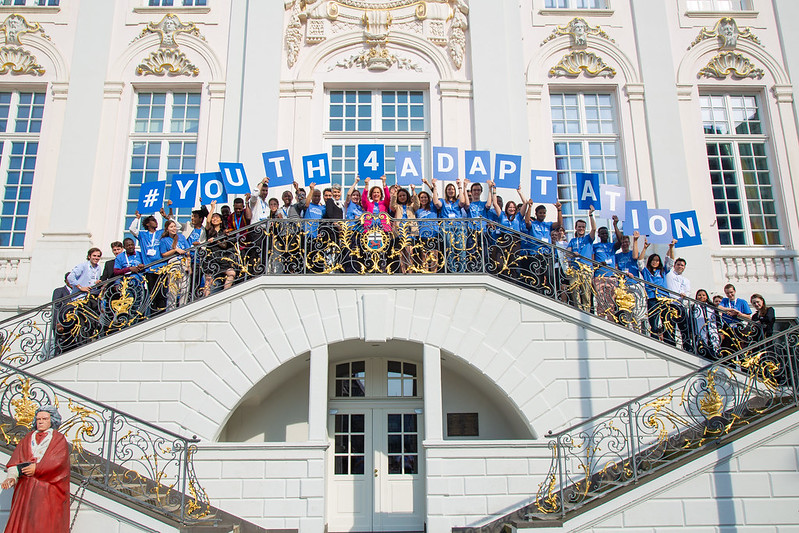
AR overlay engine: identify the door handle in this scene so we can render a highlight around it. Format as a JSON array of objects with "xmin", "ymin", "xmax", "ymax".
[{"xmin": 374, "ymin": 468, "xmax": 378, "ymax": 478}]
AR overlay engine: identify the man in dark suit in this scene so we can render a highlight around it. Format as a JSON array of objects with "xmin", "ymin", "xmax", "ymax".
[
  {"xmin": 50, "ymin": 273, "xmax": 71, "ymax": 356},
  {"xmin": 51, "ymin": 273, "xmax": 71, "ymax": 302},
  {"xmin": 101, "ymin": 241, "xmax": 124, "ymax": 281}
]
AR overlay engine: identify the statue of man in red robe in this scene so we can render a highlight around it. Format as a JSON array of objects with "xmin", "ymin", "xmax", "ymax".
[{"xmin": 2, "ymin": 405, "xmax": 70, "ymax": 532}]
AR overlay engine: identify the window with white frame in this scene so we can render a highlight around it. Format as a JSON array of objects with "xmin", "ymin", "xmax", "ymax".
[
  {"xmin": 0, "ymin": 0, "xmax": 59, "ymax": 6},
  {"xmin": 550, "ymin": 92, "xmax": 622, "ymax": 232},
  {"xmin": 147, "ymin": 0, "xmax": 206, "ymax": 6},
  {"xmin": 701, "ymin": 94, "xmax": 779, "ymax": 246},
  {"xmin": 544, "ymin": 0, "xmax": 608, "ymax": 8},
  {"xmin": 325, "ymin": 89, "xmax": 427, "ymax": 188},
  {"xmin": 125, "ymin": 91, "xmax": 200, "ymax": 236},
  {"xmin": 0, "ymin": 91, "xmax": 45, "ymax": 248},
  {"xmin": 686, "ymin": 0, "xmax": 751, "ymax": 11}
]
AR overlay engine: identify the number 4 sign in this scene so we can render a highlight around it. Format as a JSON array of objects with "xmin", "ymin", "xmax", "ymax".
[{"xmin": 358, "ymin": 144, "xmax": 384, "ymax": 179}]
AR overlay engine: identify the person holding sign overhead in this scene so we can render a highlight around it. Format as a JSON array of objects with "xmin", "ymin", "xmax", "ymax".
[
  {"xmin": 632, "ymin": 230, "xmax": 676, "ymax": 340},
  {"xmin": 592, "ymin": 217, "xmax": 623, "ymax": 320},
  {"xmin": 203, "ymin": 202, "xmax": 237, "ymax": 296},
  {"xmin": 390, "ymin": 185, "xmax": 420, "ymax": 274},
  {"xmin": 523, "ymin": 199, "xmax": 563, "ymax": 294},
  {"xmin": 159, "ymin": 219, "xmax": 191, "ymax": 310},
  {"xmin": 416, "ymin": 184, "xmax": 441, "ymax": 273},
  {"xmin": 564, "ymin": 207, "xmax": 596, "ymax": 313},
  {"xmin": 429, "ymin": 177, "xmax": 468, "ymax": 273},
  {"xmin": 248, "ymin": 177, "xmax": 271, "ymax": 223},
  {"xmin": 361, "ymin": 176, "xmax": 392, "ymax": 232}
]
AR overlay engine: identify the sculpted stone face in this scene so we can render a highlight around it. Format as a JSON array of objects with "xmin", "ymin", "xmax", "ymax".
[
  {"xmin": 571, "ymin": 20, "xmax": 588, "ymax": 47},
  {"xmin": 719, "ymin": 21, "xmax": 737, "ymax": 48}
]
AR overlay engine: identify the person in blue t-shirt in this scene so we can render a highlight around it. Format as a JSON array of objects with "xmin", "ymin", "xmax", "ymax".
[
  {"xmin": 717, "ymin": 283, "xmax": 752, "ymax": 325},
  {"xmin": 428, "ymin": 177, "xmax": 468, "ymax": 273},
  {"xmin": 462, "ymin": 180, "xmax": 496, "ymax": 274},
  {"xmin": 113, "ymin": 238, "xmax": 146, "ymax": 280},
  {"xmin": 304, "ymin": 183, "xmax": 328, "ymax": 272},
  {"xmin": 613, "ymin": 233, "xmax": 647, "ymax": 333},
  {"xmin": 632, "ymin": 230, "xmax": 676, "ymax": 339},
  {"xmin": 564, "ymin": 208, "xmax": 596, "ymax": 313},
  {"xmin": 524, "ymin": 200, "xmax": 563, "ymax": 250},
  {"xmin": 159, "ymin": 219, "xmax": 192, "ymax": 310},
  {"xmin": 415, "ymin": 189, "xmax": 441, "ymax": 272},
  {"xmin": 523, "ymin": 199, "xmax": 563, "ymax": 294},
  {"xmin": 592, "ymin": 216, "xmax": 623, "ymax": 319}
]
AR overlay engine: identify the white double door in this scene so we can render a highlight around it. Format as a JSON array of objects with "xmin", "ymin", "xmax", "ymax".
[{"xmin": 327, "ymin": 406, "xmax": 425, "ymax": 532}]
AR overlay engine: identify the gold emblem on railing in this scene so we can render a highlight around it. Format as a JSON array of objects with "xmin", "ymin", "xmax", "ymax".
[{"xmin": 698, "ymin": 370, "xmax": 724, "ymax": 419}]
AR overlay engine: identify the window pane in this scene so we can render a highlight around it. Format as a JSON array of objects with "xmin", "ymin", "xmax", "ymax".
[{"xmin": 701, "ymin": 95, "xmax": 780, "ymax": 246}]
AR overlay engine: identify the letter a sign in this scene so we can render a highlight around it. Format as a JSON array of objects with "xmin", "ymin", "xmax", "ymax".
[{"xmin": 395, "ymin": 151, "xmax": 423, "ymax": 186}]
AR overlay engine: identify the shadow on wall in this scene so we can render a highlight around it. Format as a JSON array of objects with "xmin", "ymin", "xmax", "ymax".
[{"xmin": 219, "ymin": 356, "xmax": 310, "ymax": 442}]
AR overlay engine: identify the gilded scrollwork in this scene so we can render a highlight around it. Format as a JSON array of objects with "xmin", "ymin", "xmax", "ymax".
[
  {"xmin": 688, "ymin": 17, "xmax": 760, "ymax": 51},
  {"xmin": 0, "ymin": 371, "xmax": 213, "ymax": 522},
  {"xmin": 330, "ymin": 44, "xmax": 423, "ymax": 71},
  {"xmin": 698, "ymin": 51, "xmax": 764, "ymax": 80},
  {"xmin": 549, "ymin": 50, "xmax": 616, "ymax": 78},
  {"xmin": 284, "ymin": 0, "xmax": 468, "ymax": 70},
  {"xmin": 134, "ymin": 14, "xmax": 204, "ymax": 77},
  {"xmin": 0, "ymin": 14, "xmax": 49, "ymax": 76},
  {"xmin": 0, "ymin": 13, "xmax": 49, "ymax": 45}
]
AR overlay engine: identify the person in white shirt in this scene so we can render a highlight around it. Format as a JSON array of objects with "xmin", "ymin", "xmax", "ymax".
[
  {"xmin": 665, "ymin": 257, "xmax": 692, "ymax": 351},
  {"xmin": 248, "ymin": 177, "xmax": 271, "ymax": 223}
]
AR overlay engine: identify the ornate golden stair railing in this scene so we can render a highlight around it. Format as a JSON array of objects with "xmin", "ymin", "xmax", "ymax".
[
  {"xmin": 0, "ymin": 215, "xmax": 771, "ymax": 367},
  {"xmin": 453, "ymin": 324, "xmax": 799, "ymax": 532},
  {"xmin": 0, "ymin": 361, "xmax": 214, "ymax": 525}
]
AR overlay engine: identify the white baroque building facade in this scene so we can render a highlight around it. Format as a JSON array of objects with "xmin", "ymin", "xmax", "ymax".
[{"xmin": 0, "ymin": 1, "xmax": 797, "ymax": 532}]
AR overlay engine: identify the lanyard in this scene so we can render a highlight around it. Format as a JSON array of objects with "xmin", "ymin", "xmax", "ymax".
[
  {"xmin": 282, "ymin": 206, "xmax": 290, "ymax": 218},
  {"xmin": 233, "ymin": 213, "xmax": 244, "ymax": 230},
  {"xmin": 144, "ymin": 231, "xmax": 157, "ymax": 252}
]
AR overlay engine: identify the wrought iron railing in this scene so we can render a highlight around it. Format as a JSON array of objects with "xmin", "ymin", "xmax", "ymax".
[
  {"xmin": 0, "ymin": 215, "xmax": 765, "ymax": 366},
  {"xmin": 0, "ymin": 361, "xmax": 213, "ymax": 524},
  {"xmin": 531, "ymin": 324, "xmax": 798, "ymax": 520}
]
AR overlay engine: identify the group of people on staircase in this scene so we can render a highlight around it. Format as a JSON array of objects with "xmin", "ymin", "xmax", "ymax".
[{"xmin": 52, "ymin": 175, "xmax": 778, "ymax": 360}]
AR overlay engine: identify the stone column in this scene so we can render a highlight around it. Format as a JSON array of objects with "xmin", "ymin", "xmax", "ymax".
[
  {"xmin": 308, "ymin": 344, "xmax": 329, "ymax": 442},
  {"xmin": 27, "ymin": 0, "xmax": 117, "ymax": 298},
  {"xmin": 423, "ymin": 344, "xmax": 443, "ymax": 441}
]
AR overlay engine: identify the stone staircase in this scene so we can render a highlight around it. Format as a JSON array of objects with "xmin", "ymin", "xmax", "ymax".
[{"xmin": 452, "ymin": 325, "xmax": 799, "ymax": 533}]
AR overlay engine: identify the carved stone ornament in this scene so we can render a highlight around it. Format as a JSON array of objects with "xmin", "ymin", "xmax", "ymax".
[
  {"xmin": 329, "ymin": 44, "xmax": 422, "ymax": 71},
  {"xmin": 0, "ymin": 14, "xmax": 49, "ymax": 76},
  {"xmin": 698, "ymin": 51, "xmax": 764, "ymax": 80},
  {"xmin": 0, "ymin": 46, "xmax": 44, "ymax": 75},
  {"xmin": 688, "ymin": 18, "xmax": 760, "ymax": 51},
  {"xmin": 284, "ymin": 0, "xmax": 469, "ymax": 70},
  {"xmin": 541, "ymin": 17, "xmax": 614, "ymax": 48},
  {"xmin": 136, "ymin": 48, "xmax": 199, "ymax": 76},
  {"xmin": 134, "ymin": 14, "xmax": 204, "ymax": 77},
  {"xmin": 549, "ymin": 50, "xmax": 616, "ymax": 78}
]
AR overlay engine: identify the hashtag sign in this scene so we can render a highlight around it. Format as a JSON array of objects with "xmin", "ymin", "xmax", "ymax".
[
  {"xmin": 138, "ymin": 182, "xmax": 165, "ymax": 213},
  {"xmin": 143, "ymin": 189, "xmax": 160, "ymax": 208}
]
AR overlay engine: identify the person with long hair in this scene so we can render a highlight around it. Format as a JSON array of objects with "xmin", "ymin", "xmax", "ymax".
[
  {"xmin": 430, "ymin": 177, "xmax": 468, "ymax": 272},
  {"xmin": 692, "ymin": 288, "xmax": 721, "ymax": 358},
  {"xmin": 390, "ymin": 184, "xmax": 420, "ymax": 273},
  {"xmin": 159, "ymin": 219, "xmax": 191, "ymax": 310},
  {"xmin": 750, "ymin": 293, "xmax": 775, "ymax": 338},
  {"xmin": 415, "ymin": 185, "xmax": 441, "ymax": 272},
  {"xmin": 632, "ymin": 230, "xmax": 676, "ymax": 339},
  {"xmin": 203, "ymin": 202, "xmax": 237, "ymax": 296}
]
